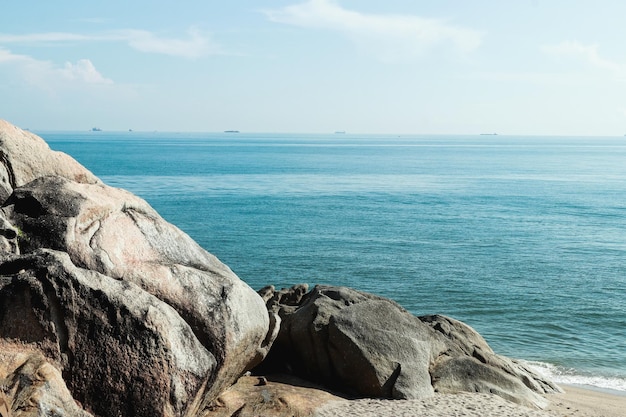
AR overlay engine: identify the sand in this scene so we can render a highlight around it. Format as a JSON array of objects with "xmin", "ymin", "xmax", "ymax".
[
  {"xmin": 204, "ymin": 375, "xmax": 625, "ymax": 417},
  {"xmin": 314, "ymin": 385, "xmax": 626, "ymax": 417},
  {"xmin": 315, "ymin": 393, "xmax": 553, "ymax": 417},
  {"xmin": 545, "ymin": 385, "xmax": 626, "ymax": 417}
]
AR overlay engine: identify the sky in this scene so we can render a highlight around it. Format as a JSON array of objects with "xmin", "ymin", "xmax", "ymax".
[{"xmin": 2, "ymin": 0, "xmax": 626, "ymax": 135}]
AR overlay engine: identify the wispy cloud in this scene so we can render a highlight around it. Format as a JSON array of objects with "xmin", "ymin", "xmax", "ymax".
[
  {"xmin": 0, "ymin": 48, "xmax": 34, "ymax": 63},
  {"xmin": 0, "ymin": 32, "xmax": 91, "ymax": 43},
  {"xmin": 264, "ymin": 0, "xmax": 483, "ymax": 61},
  {"xmin": 116, "ymin": 28, "xmax": 216, "ymax": 59},
  {"xmin": 0, "ymin": 47, "xmax": 113, "ymax": 87},
  {"xmin": 542, "ymin": 41, "xmax": 624, "ymax": 74},
  {"xmin": 0, "ymin": 27, "xmax": 218, "ymax": 59}
]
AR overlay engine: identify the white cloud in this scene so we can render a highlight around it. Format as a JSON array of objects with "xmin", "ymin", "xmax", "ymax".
[
  {"xmin": 542, "ymin": 41, "xmax": 623, "ymax": 73},
  {"xmin": 116, "ymin": 28, "xmax": 216, "ymax": 59},
  {"xmin": 0, "ymin": 27, "xmax": 218, "ymax": 59},
  {"xmin": 0, "ymin": 33, "xmax": 91, "ymax": 43},
  {"xmin": 0, "ymin": 48, "xmax": 113, "ymax": 87},
  {"xmin": 60, "ymin": 59, "xmax": 113, "ymax": 84},
  {"xmin": 0, "ymin": 47, "xmax": 33, "ymax": 63},
  {"xmin": 264, "ymin": 0, "xmax": 483, "ymax": 60}
]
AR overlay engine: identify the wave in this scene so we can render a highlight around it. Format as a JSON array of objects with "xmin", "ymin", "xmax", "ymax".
[{"xmin": 522, "ymin": 360, "xmax": 626, "ymax": 394}]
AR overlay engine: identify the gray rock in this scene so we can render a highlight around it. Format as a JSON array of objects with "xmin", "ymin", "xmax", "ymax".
[
  {"xmin": 0, "ymin": 175, "xmax": 273, "ymax": 410},
  {"xmin": 262, "ymin": 285, "xmax": 438, "ymax": 399},
  {"xmin": 0, "ymin": 120, "xmax": 274, "ymax": 415},
  {"xmin": 1, "ymin": 174, "xmax": 272, "ymax": 402},
  {"xmin": 328, "ymin": 299, "xmax": 435, "ymax": 399},
  {"xmin": 0, "ymin": 249, "xmax": 216, "ymax": 416},
  {"xmin": 422, "ymin": 314, "xmax": 556, "ymax": 409},
  {"xmin": 0, "ymin": 120, "xmax": 100, "ymax": 202},
  {"xmin": 259, "ymin": 285, "xmax": 561, "ymax": 409}
]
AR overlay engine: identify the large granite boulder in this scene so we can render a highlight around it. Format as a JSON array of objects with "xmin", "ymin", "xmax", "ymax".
[
  {"xmin": 258, "ymin": 284, "xmax": 561, "ymax": 409},
  {"xmin": 0, "ymin": 120, "xmax": 272, "ymax": 416}
]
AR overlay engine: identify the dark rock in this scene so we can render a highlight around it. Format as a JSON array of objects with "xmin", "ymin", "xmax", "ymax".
[
  {"xmin": 257, "ymin": 284, "xmax": 561, "ymax": 409},
  {"xmin": 0, "ymin": 249, "xmax": 215, "ymax": 417}
]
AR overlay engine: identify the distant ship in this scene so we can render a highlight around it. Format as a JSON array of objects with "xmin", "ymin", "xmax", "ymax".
[
  {"xmin": 91, "ymin": 127, "xmax": 102, "ymax": 132},
  {"xmin": 224, "ymin": 130, "xmax": 239, "ymax": 133},
  {"xmin": 480, "ymin": 133, "xmax": 497, "ymax": 136},
  {"xmin": 334, "ymin": 131, "xmax": 346, "ymax": 134}
]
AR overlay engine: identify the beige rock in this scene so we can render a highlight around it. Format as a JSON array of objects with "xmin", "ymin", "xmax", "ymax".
[
  {"xmin": 0, "ymin": 342, "xmax": 93, "ymax": 417},
  {"xmin": 0, "ymin": 120, "xmax": 100, "ymax": 202}
]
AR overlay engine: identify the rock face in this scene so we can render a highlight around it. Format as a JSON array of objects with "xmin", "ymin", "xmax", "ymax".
[
  {"xmin": 258, "ymin": 284, "xmax": 561, "ymax": 409},
  {"xmin": 0, "ymin": 120, "xmax": 100, "ymax": 202},
  {"xmin": 0, "ymin": 342, "xmax": 94, "ymax": 417},
  {"xmin": 0, "ymin": 120, "xmax": 272, "ymax": 416}
]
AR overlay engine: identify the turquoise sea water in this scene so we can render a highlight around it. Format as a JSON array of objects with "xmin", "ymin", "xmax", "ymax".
[{"xmin": 40, "ymin": 131, "xmax": 626, "ymax": 392}]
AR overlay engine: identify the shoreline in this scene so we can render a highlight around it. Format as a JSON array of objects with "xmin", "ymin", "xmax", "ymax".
[
  {"xmin": 311, "ymin": 384, "xmax": 626, "ymax": 417},
  {"xmin": 544, "ymin": 384, "xmax": 626, "ymax": 417}
]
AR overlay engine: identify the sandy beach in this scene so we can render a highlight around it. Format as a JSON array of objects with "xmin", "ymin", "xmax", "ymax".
[
  {"xmin": 545, "ymin": 385, "xmax": 626, "ymax": 417},
  {"xmin": 314, "ymin": 385, "xmax": 626, "ymax": 417}
]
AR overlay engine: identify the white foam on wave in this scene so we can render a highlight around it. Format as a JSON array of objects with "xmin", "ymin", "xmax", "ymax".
[{"xmin": 521, "ymin": 360, "xmax": 626, "ymax": 393}]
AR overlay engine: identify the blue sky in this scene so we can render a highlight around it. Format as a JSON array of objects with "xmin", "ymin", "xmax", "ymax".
[{"xmin": 2, "ymin": 0, "xmax": 626, "ymax": 135}]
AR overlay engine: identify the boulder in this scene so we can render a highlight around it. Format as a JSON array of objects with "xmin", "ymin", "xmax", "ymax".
[
  {"xmin": 0, "ymin": 249, "xmax": 217, "ymax": 416},
  {"xmin": 0, "ymin": 119, "xmax": 100, "ymax": 202},
  {"xmin": 0, "ymin": 120, "xmax": 273, "ymax": 416},
  {"xmin": 260, "ymin": 285, "xmax": 439, "ymax": 399},
  {"xmin": 421, "ymin": 314, "xmax": 556, "ymax": 409},
  {"xmin": 1, "ymin": 175, "xmax": 272, "ymax": 399},
  {"xmin": 258, "ymin": 285, "xmax": 561, "ymax": 409}
]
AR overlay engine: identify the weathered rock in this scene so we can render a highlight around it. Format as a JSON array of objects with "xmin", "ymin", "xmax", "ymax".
[
  {"xmin": 204, "ymin": 374, "xmax": 343, "ymax": 417},
  {"xmin": 258, "ymin": 285, "xmax": 561, "ymax": 409},
  {"xmin": 0, "ymin": 249, "xmax": 216, "ymax": 416},
  {"xmin": 422, "ymin": 314, "xmax": 557, "ymax": 408},
  {"xmin": 259, "ymin": 285, "xmax": 439, "ymax": 399},
  {"xmin": 0, "ymin": 342, "xmax": 94, "ymax": 417},
  {"xmin": 0, "ymin": 120, "xmax": 100, "ymax": 202},
  {"xmin": 0, "ymin": 210, "xmax": 18, "ymax": 255},
  {"xmin": 0, "ymin": 120, "xmax": 273, "ymax": 416},
  {"xmin": 1, "ymin": 175, "xmax": 272, "ymax": 401}
]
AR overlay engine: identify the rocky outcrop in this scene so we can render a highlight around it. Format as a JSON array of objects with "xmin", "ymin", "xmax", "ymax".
[
  {"xmin": 0, "ymin": 120, "xmax": 100, "ymax": 202},
  {"xmin": 0, "ymin": 119, "xmax": 563, "ymax": 415},
  {"xmin": 0, "ymin": 120, "xmax": 272, "ymax": 416},
  {"xmin": 257, "ymin": 284, "xmax": 561, "ymax": 409},
  {"xmin": 1, "ymin": 175, "xmax": 271, "ymax": 394}
]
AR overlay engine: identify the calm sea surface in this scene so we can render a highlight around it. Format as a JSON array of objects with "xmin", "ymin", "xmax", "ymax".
[{"xmin": 40, "ymin": 131, "xmax": 626, "ymax": 392}]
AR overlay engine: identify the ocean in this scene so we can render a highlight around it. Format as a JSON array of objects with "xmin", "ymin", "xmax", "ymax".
[{"xmin": 40, "ymin": 131, "xmax": 626, "ymax": 393}]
